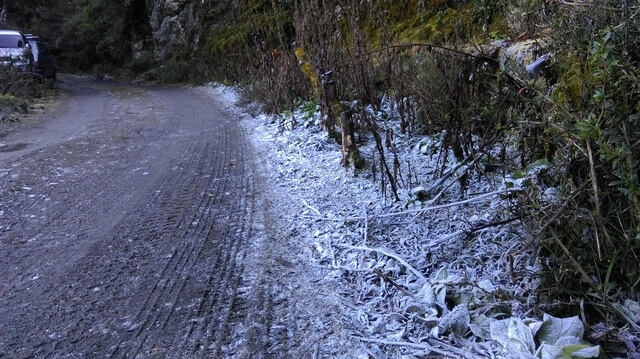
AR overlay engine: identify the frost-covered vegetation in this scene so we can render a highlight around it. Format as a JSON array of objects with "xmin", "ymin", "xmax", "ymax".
[
  {"xmin": 241, "ymin": 85, "xmax": 634, "ymax": 357},
  {"xmin": 221, "ymin": 1, "xmax": 640, "ymax": 356}
]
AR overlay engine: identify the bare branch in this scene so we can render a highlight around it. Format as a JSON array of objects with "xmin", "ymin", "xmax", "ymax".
[
  {"xmin": 372, "ymin": 268, "xmax": 419, "ymax": 301},
  {"xmin": 355, "ymin": 336, "xmax": 475, "ymax": 359},
  {"xmin": 372, "ymin": 189, "xmax": 520, "ymax": 220},
  {"xmin": 337, "ymin": 244, "xmax": 428, "ymax": 283}
]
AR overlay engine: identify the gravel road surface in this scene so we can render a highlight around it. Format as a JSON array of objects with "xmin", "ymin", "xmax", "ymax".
[{"xmin": 0, "ymin": 75, "xmax": 318, "ymax": 358}]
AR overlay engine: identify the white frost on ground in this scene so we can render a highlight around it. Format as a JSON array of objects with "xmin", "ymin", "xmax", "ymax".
[{"xmin": 202, "ymin": 84, "xmax": 618, "ymax": 358}]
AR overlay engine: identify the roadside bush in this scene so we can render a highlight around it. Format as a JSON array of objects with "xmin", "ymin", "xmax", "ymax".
[
  {"xmin": 0, "ymin": 67, "xmax": 50, "ymax": 122},
  {"xmin": 0, "ymin": 93, "xmax": 28, "ymax": 115},
  {"xmin": 125, "ymin": 51, "xmax": 155, "ymax": 75},
  {"xmin": 58, "ymin": 0, "xmax": 151, "ymax": 72},
  {"xmin": 0, "ymin": 67, "xmax": 45, "ymax": 99},
  {"xmin": 287, "ymin": 0, "xmax": 542, "ymax": 198},
  {"xmin": 532, "ymin": 4, "xmax": 640, "ymax": 324},
  {"xmin": 201, "ymin": 0, "xmax": 297, "ymax": 111},
  {"xmin": 286, "ymin": 1, "xmax": 640, "ymax": 333},
  {"xmin": 143, "ymin": 60, "xmax": 192, "ymax": 84}
]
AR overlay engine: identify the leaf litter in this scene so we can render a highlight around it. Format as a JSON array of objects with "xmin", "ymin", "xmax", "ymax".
[{"xmin": 201, "ymin": 84, "xmax": 637, "ymax": 358}]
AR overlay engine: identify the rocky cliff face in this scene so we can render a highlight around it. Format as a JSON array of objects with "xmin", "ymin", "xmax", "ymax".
[{"xmin": 147, "ymin": 0, "xmax": 202, "ymax": 60}]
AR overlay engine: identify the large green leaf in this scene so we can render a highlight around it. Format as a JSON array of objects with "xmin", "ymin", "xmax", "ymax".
[
  {"xmin": 490, "ymin": 317, "xmax": 536, "ymax": 354},
  {"xmin": 537, "ymin": 343, "xmax": 562, "ymax": 359},
  {"xmin": 441, "ymin": 304, "xmax": 470, "ymax": 336},
  {"xmin": 537, "ymin": 314, "xmax": 584, "ymax": 345},
  {"xmin": 535, "ymin": 315, "xmax": 600, "ymax": 358},
  {"xmin": 468, "ymin": 314, "xmax": 493, "ymax": 340},
  {"xmin": 560, "ymin": 343, "xmax": 601, "ymax": 358}
]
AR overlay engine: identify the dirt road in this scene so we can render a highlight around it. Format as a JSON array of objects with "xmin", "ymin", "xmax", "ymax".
[{"xmin": 0, "ymin": 75, "xmax": 302, "ymax": 358}]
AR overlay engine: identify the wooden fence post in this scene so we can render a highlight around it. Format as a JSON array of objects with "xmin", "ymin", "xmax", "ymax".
[
  {"xmin": 341, "ymin": 110, "xmax": 364, "ymax": 169},
  {"xmin": 322, "ymin": 71, "xmax": 338, "ymax": 138}
]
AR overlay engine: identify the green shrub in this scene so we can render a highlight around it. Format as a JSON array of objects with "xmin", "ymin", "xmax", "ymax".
[
  {"xmin": 533, "ymin": 5, "xmax": 640, "ymax": 324},
  {"xmin": 0, "ymin": 93, "xmax": 28, "ymax": 114}
]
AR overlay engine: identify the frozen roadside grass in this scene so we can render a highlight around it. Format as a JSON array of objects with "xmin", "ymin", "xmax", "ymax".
[{"xmin": 200, "ymin": 84, "xmax": 620, "ymax": 358}]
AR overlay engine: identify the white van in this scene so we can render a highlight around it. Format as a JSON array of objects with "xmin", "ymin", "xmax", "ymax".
[{"xmin": 0, "ymin": 30, "xmax": 34, "ymax": 73}]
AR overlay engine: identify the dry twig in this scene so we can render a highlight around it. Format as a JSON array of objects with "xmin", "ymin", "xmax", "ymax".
[
  {"xmin": 373, "ymin": 189, "xmax": 520, "ymax": 219},
  {"xmin": 372, "ymin": 268, "xmax": 419, "ymax": 301},
  {"xmin": 514, "ymin": 181, "xmax": 589, "ymax": 255},
  {"xmin": 337, "ymin": 244, "xmax": 428, "ymax": 283},
  {"xmin": 302, "ymin": 199, "xmax": 321, "ymax": 216},
  {"xmin": 355, "ymin": 336, "xmax": 475, "ymax": 358}
]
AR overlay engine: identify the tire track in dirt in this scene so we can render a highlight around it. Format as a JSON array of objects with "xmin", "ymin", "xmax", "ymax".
[
  {"xmin": 178, "ymin": 159, "xmax": 253, "ymax": 357},
  {"xmin": 111, "ymin": 149, "xmax": 227, "ymax": 356},
  {"xmin": 0, "ymin": 79, "xmax": 287, "ymax": 358},
  {"xmin": 106, "ymin": 89, "xmax": 255, "ymax": 358}
]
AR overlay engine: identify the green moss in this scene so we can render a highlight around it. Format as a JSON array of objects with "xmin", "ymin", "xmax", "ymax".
[
  {"xmin": 208, "ymin": 7, "xmax": 292, "ymax": 54},
  {"xmin": 389, "ymin": 4, "xmax": 476, "ymax": 43},
  {"xmin": 487, "ymin": 13, "xmax": 510, "ymax": 38},
  {"xmin": 552, "ymin": 52, "xmax": 587, "ymax": 108},
  {"xmin": 294, "ymin": 47, "xmax": 320, "ymax": 99}
]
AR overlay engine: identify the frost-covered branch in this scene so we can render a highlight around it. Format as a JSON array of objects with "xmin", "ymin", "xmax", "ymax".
[
  {"xmin": 337, "ymin": 244, "xmax": 428, "ymax": 283},
  {"xmin": 355, "ymin": 336, "xmax": 475, "ymax": 359},
  {"xmin": 373, "ymin": 188, "xmax": 520, "ymax": 219}
]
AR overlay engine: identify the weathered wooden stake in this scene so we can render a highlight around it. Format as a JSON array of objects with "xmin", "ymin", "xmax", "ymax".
[
  {"xmin": 322, "ymin": 71, "xmax": 337, "ymax": 138},
  {"xmin": 341, "ymin": 110, "xmax": 364, "ymax": 169}
]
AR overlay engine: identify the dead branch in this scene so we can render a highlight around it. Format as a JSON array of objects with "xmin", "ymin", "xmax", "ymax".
[
  {"xmin": 550, "ymin": 229, "xmax": 602, "ymax": 297},
  {"xmin": 514, "ymin": 181, "xmax": 589, "ymax": 255},
  {"xmin": 361, "ymin": 43, "xmax": 486, "ymax": 63},
  {"xmin": 426, "ymin": 338, "xmax": 477, "ymax": 359},
  {"xmin": 302, "ymin": 199, "xmax": 321, "ymax": 216},
  {"xmin": 424, "ymin": 154, "xmax": 472, "ymax": 196},
  {"xmin": 424, "ymin": 135, "xmax": 500, "ymax": 198},
  {"xmin": 551, "ymin": 229, "xmax": 640, "ymax": 333},
  {"xmin": 469, "ymin": 216, "xmax": 521, "ymax": 232},
  {"xmin": 558, "ymin": 0, "xmax": 635, "ymax": 11},
  {"xmin": 372, "ymin": 268, "xmax": 419, "ymax": 301},
  {"xmin": 429, "ymin": 171, "xmax": 468, "ymax": 204},
  {"xmin": 355, "ymin": 337, "xmax": 438, "ymax": 353},
  {"xmin": 301, "ymin": 189, "xmax": 521, "ymax": 223},
  {"xmin": 337, "ymin": 244, "xmax": 428, "ymax": 283},
  {"xmin": 374, "ymin": 188, "xmax": 521, "ymax": 220},
  {"xmin": 586, "ymin": 140, "xmax": 613, "ymax": 249},
  {"xmin": 432, "ymin": 230, "xmax": 465, "ymax": 245},
  {"xmin": 362, "ymin": 205, "xmax": 368, "ymax": 246},
  {"xmin": 355, "ymin": 336, "xmax": 475, "ymax": 359},
  {"xmin": 365, "ymin": 111, "xmax": 400, "ymax": 201}
]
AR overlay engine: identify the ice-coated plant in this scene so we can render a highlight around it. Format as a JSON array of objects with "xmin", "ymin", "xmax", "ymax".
[{"xmin": 487, "ymin": 314, "xmax": 601, "ymax": 359}]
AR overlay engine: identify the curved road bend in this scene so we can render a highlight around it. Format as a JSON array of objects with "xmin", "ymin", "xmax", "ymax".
[{"xmin": 0, "ymin": 75, "xmax": 292, "ymax": 358}]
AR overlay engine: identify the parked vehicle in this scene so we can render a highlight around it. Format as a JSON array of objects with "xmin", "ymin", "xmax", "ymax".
[
  {"xmin": 25, "ymin": 34, "xmax": 56, "ymax": 80},
  {"xmin": 0, "ymin": 30, "xmax": 33, "ymax": 73}
]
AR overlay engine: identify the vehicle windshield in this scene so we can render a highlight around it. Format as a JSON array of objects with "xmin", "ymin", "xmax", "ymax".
[{"xmin": 0, "ymin": 35, "xmax": 24, "ymax": 48}]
